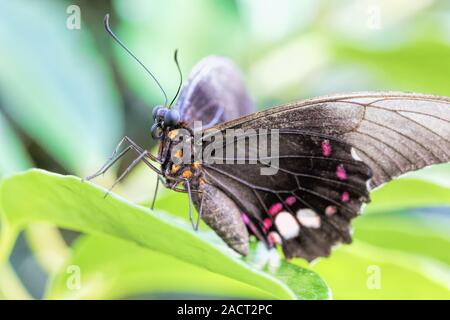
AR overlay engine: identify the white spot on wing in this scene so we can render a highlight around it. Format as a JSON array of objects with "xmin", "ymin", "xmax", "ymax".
[
  {"xmin": 296, "ymin": 209, "xmax": 321, "ymax": 229},
  {"xmin": 351, "ymin": 147, "xmax": 362, "ymax": 161},
  {"xmin": 366, "ymin": 180, "xmax": 372, "ymax": 192},
  {"xmin": 359, "ymin": 203, "xmax": 367, "ymax": 214},
  {"xmin": 275, "ymin": 211, "xmax": 300, "ymax": 240}
]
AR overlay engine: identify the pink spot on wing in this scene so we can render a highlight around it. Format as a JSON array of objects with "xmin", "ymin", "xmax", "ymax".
[
  {"xmin": 241, "ymin": 213, "xmax": 250, "ymax": 225},
  {"xmin": 263, "ymin": 218, "xmax": 272, "ymax": 231},
  {"xmin": 268, "ymin": 203, "xmax": 283, "ymax": 216},
  {"xmin": 336, "ymin": 164, "xmax": 347, "ymax": 180},
  {"xmin": 325, "ymin": 205, "xmax": 337, "ymax": 216},
  {"xmin": 321, "ymin": 140, "xmax": 332, "ymax": 157},
  {"xmin": 285, "ymin": 196, "xmax": 296, "ymax": 206},
  {"xmin": 341, "ymin": 192, "xmax": 350, "ymax": 202},
  {"xmin": 241, "ymin": 213, "xmax": 259, "ymax": 236}
]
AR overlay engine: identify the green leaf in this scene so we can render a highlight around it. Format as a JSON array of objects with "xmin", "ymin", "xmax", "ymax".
[
  {"xmin": 113, "ymin": 0, "xmax": 244, "ymax": 106},
  {"xmin": 305, "ymin": 240, "xmax": 450, "ymax": 300},
  {"xmin": 365, "ymin": 178, "xmax": 450, "ymax": 214},
  {"xmin": 334, "ymin": 39, "xmax": 450, "ymax": 96},
  {"xmin": 0, "ymin": 112, "xmax": 32, "ymax": 177},
  {"xmin": 278, "ymin": 173, "xmax": 450, "ymax": 299},
  {"xmin": 243, "ymin": 243, "xmax": 330, "ymax": 300},
  {"xmin": 353, "ymin": 211, "xmax": 450, "ymax": 266},
  {"xmin": 0, "ymin": 169, "xmax": 329, "ymax": 299},
  {"xmin": 405, "ymin": 163, "xmax": 450, "ymax": 188},
  {"xmin": 304, "ymin": 178, "xmax": 450, "ymax": 299},
  {"xmin": 0, "ymin": 1, "xmax": 123, "ymax": 174},
  {"xmin": 0, "ymin": 262, "xmax": 32, "ymax": 300},
  {"xmin": 46, "ymin": 234, "xmax": 275, "ymax": 299}
]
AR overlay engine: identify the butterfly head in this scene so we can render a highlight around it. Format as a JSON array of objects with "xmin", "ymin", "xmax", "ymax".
[{"xmin": 151, "ymin": 105, "xmax": 181, "ymax": 140}]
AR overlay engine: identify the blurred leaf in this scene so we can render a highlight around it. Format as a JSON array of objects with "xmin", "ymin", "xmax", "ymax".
[
  {"xmin": 334, "ymin": 38, "xmax": 450, "ymax": 96},
  {"xmin": 0, "ymin": 169, "xmax": 329, "ymax": 299},
  {"xmin": 365, "ymin": 178, "xmax": 450, "ymax": 214},
  {"xmin": 303, "ymin": 178, "xmax": 450, "ymax": 299},
  {"xmin": 0, "ymin": 112, "xmax": 32, "ymax": 177},
  {"xmin": 405, "ymin": 163, "xmax": 450, "ymax": 188},
  {"xmin": 25, "ymin": 223, "xmax": 70, "ymax": 274},
  {"xmin": 306, "ymin": 240, "xmax": 450, "ymax": 300},
  {"xmin": 295, "ymin": 170, "xmax": 450, "ymax": 300},
  {"xmin": 0, "ymin": 1, "xmax": 123, "ymax": 174},
  {"xmin": 353, "ymin": 211, "xmax": 450, "ymax": 266},
  {"xmin": 0, "ymin": 262, "xmax": 32, "ymax": 300}
]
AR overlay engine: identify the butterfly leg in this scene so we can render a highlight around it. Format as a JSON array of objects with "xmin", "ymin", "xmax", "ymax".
[
  {"xmin": 84, "ymin": 136, "xmax": 133, "ymax": 181},
  {"xmin": 150, "ymin": 176, "xmax": 202, "ymax": 228},
  {"xmin": 104, "ymin": 150, "xmax": 149, "ymax": 197},
  {"xmin": 83, "ymin": 145, "xmax": 133, "ymax": 181},
  {"xmin": 185, "ymin": 179, "xmax": 195, "ymax": 229},
  {"xmin": 149, "ymin": 175, "xmax": 188, "ymax": 210},
  {"xmin": 150, "ymin": 175, "xmax": 166, "ymax": 210},
  {"xmin": 194, "ymin": 195, "xmax": 203, "ymax": 231},
  {"xmin": 84, "ymin": 136, "xmax": 162, "ymax": 182},
  {"xmin": 122, "ymin": 136, "xmax": 161, "ymax": 163},
  {"xmin": 161, "ymin": 175, "xmax": 201, "ymax": 194}
]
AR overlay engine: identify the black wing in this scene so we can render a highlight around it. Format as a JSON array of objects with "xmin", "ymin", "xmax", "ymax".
[
  {"xmin": 200, "ymin": 92, "xmax": 450, "ymax": 260},
  {"xmin": 174, "ymin": 56, "xmax": 254, "ymax": 129},
  {"xmin": 211, "ymin": 92, "xmax": 450, "ymax": 188},
  {"xmin": 200, "ymin": 129, "xmax": 372, "ymax": 261}
]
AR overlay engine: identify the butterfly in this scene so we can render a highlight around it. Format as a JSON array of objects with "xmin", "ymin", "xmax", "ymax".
[{"xmin": 86, "ymin": 15, "xmax": 450, "ymax": 262}]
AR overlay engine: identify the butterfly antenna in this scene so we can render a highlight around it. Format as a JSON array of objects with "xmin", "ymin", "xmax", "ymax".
[
  {"xmin": 168, "ymin": 49, "xmax": 183, "ymax": 108},
  {"xmin": 104, "ymin": 14, "xmax": 168, "ymax": 106}
]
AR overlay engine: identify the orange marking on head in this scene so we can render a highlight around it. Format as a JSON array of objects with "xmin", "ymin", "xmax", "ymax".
[
  {"xmin": 182, "ymin": 170, "xmax": 193, "ymax": 179},
  {"xmin": 193, "ymin": 161, "xmax": 201, "ymax": 169},
  {"xmin": 174, "ymin": 149, "xmax": 183, "ymax": 158},
  {"xmin": 168, "ymin": 129, "xmax": 179, "ymax": 139},
  {"xmin": 171, "ymin": 164, "xmax": 181, "ymax": 174}
]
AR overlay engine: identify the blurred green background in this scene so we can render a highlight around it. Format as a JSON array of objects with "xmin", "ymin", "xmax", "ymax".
[{"xmin": 0, "ymin": 0, "xmax": 449, "ymax": 299}]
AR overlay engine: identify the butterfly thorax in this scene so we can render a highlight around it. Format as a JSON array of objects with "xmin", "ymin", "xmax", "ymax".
[{"xmin": 158, "ymin": 124, "xmax": 204, "ymax": 190}]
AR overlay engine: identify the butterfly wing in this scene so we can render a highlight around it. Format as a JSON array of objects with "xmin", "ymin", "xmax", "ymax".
[
  {"xmin": 200, "ymin": 129, "xmax": 372, "ymax": 260},
  {"xmin": 174, "ymin": 56, "xmax": 254, "ymax": 129},
  {"xmin": 211, "ymin": 92, "xmax": 450, "ymax": 188},
  {"xmin": 199, "ymin": 92, "xmax": 450, "ymax": 260}
]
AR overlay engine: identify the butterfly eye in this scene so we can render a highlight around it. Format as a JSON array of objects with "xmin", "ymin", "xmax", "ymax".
[
  {"xmin": 164, "ymin": 109, "xmax": 180, "ymax": 127},
  {"xmin": 152, "ymin": 106, "xmax": 167, "ymax": 120}
]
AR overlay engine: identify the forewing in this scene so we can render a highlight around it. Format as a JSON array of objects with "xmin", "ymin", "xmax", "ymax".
[
  {"xmin": 174, "ymin": 56, "xmax": 254, "ymax": 129},
  {"xmin": 200, "ymin": 92, "xmax": 450, "ymax": 260},
  {"xmin": 211, "ymin": 92, "xmax": 450, "ymax": 188}
]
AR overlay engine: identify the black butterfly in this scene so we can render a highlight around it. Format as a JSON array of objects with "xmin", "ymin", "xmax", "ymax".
[{"xmin": 86, "ymin": 15, "xmax": 450, "ymax": 262}]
